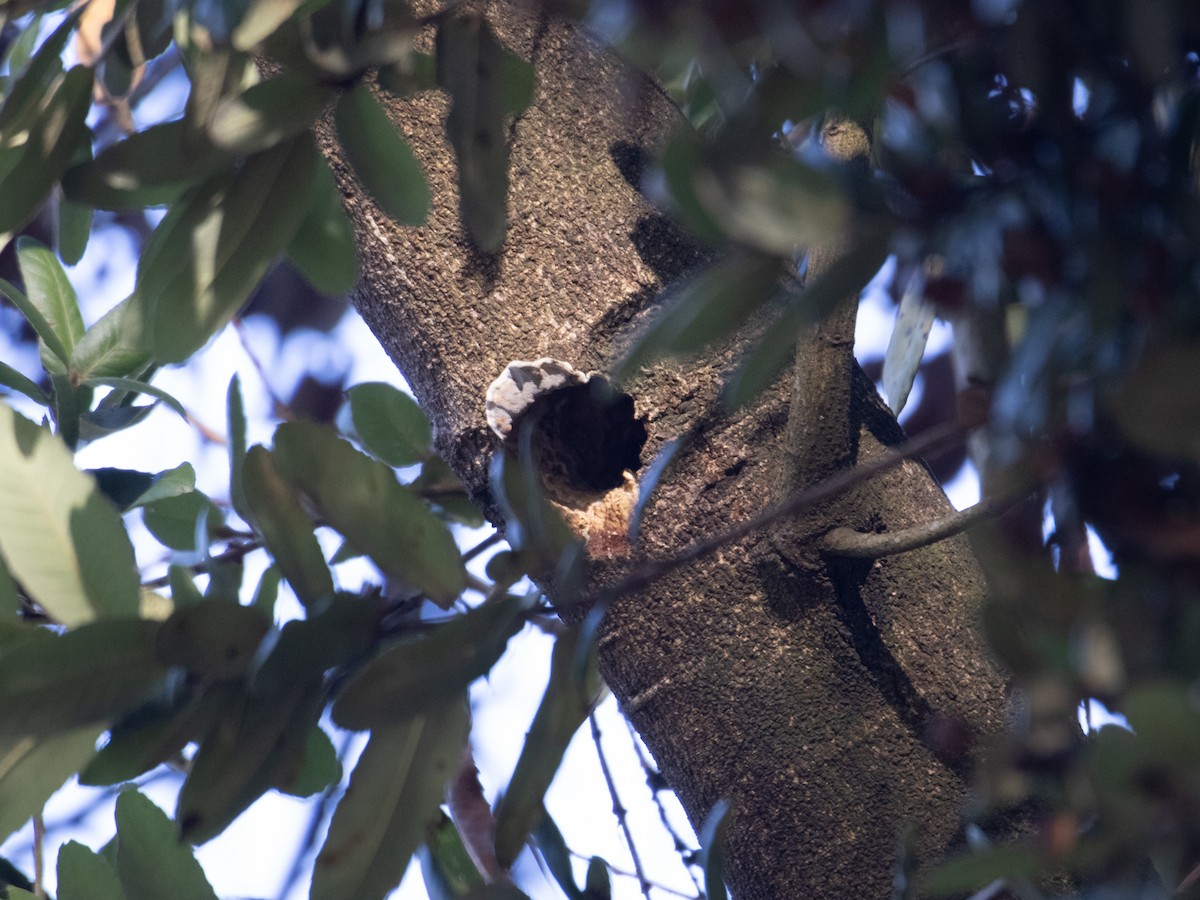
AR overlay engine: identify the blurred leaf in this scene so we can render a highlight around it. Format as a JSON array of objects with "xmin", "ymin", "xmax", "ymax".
[
  {"xmin": 169, "ymin": 566, "xmax": 205, "ymax": 608},
  {"xmin": 0, "ymin": 619, "xmax": 165, "ymax": 735},
  {"xmin": 332, "ymin": 593, "xmax": 532, "ymax": 730},
  {"xmin": 348, "ymin": 381, "xmax": 432, "ymax": 466},
  {"xmin": 16, "ymin": 238, "xmax": 85, "ymax": 375},
  {"xmin": 312, "ymin": 700, "xmax": 469, "ymax": 900},
  {"xmin": 659, "ymin": 130, "xmax": 730, "ymax": 244},
  {"xmin": 63, "ymin": 120, "xmax": 227, "ymax": 211},
  {"xmin": 250, "ymin": 565, "xmax": 280, "ymax": 616},
  {"xmin": 227, "ymin": 376, "xmax": 249, "ymax": 519},
  {"xmin": 78, "ymin": 404, "xmax": 157, "ymax": 441},
  {"xmin": 278, "ymin": 724, "xmax": 340, "ymax": 797},
  {"xmin": 0, "ymin": 9, "xmax": 81, "ymax": 131},
  {"xmin": 79, "ymin": 685, "xmax": 235, "ymax": 787},
  {"xmin": 155, "ymin": 600, "xmax": 271, "ymax": 681},
  {"xmin": 617, "ymin": 253, "xmax": 782, "ymax": 380},
  {"xmin": 698, "ymin": 799, "xmax": 733, "ymax": 900},
  {"xmin": 0, "ymin": 726, "xmax": 102, "ymax": 845},
  {"xmin": 0, "ymin": 65, "xmax": 93, "ymax": 247},
  {"xmin": 882, "ymin": 276, "xmax": 936, "ymax": 416},
  {"xmin": 142, "ymin": 492, "xmax": 224, "ymax": 552},
  {"xmin": 177, "ymin": 679, "xmax": 321, "ymax": 844},
  {"xmin": 51, "ymin": 370, "xmax": 83, "ymax": 449},
  {"xmin": 494, "ymin": 624, "xmax": 601, "ymax": 868},
  {"xmin": 138, "ymin": 134, "xmax": 319, "ymax": 363},
  {"xmin": 582, "ymin": 858, "xmax": 611, "ymax": 899},
  {"xmin": 414, "ymin": 456, "xmax": 486, "ymax": 527},
  {"xmin": 0, "ymin": 361, "xmax": 48, "ymax": 406},
  {"xmin": 489, "ymin": 449, "xmax": 582, "ymax": 591},
  {"xmin": 436, "ymin": 12, "xmax": 534, "ymax": 251},
  {"xmin": 57, "ymin": 840, "xmax": 124, "ymax": 900},
  {"xmin": 378, "ymin": 52, "xmax": 437, "ymax": 97},
  {"xmin": 273, "ymin": 420, "xmax": 466, "ymax": 606},
  {"xmin": 724, "ymin": 233, "xmax": 891, "ymax": 408},
  {"xmin": 335, "ymin": 83, "xmax": 430, "ymax": 226},
  {"xmin": 420, "ymin": 811, "xmax": 486, "ymax": 900},
  {"xmin": 0, "ymin": 555, "xmax": 15, "ymax": 618},
  {"xmin": 58, "ymin": 139, "xmax": 94, "ymax": 266},
  {"xmin": 242, "ymin": 445, "xmax": 333, "ymax": 609},
  {"xmin": 115, "ymin": 789, "xmax": 218, "ymax": 900},
  {"xmin": 921, "ymin": 844, "xmax": 1048, "ymax": 896},
  {"xmin": 209, "ymin": 71, "xmax": 334, "ymax": 155},
  {"xmin": 69, "ymin": 294, "xmax": 151, "ymax": 381},
  {"xmin": 532, "ymin": 814, "xmax": 582, "ymax": 900},
  {"xmin": 0, "ymin": 404, "xmax": 140, "ymax": 625},
  {"xmin": 1109, "ymin": 343, "xmax": 1200, "ymax": 461},
  {"xmin": 90, "ymin": 467, "xmax": 157, "ymax": 510},
  {"xmin": 233, "ymin": 0, "xmax": 309, "ymax": 50},
  {"xmin": 287, "ymin": 157, "xmax": 358, "ymax": 296}
]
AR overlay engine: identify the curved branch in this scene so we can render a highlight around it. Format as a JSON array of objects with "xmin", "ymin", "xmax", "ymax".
[{"xmin": 821, "ymin": 491, "xmax": 1029, "ymax": 559}]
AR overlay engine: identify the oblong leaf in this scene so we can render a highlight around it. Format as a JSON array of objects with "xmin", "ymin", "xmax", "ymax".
[
  {"xmin": 241, "ymin": 445, "xmax": 333, "ymax": 609},
  {"xmin": 311, "ymin": 700, "xmax": 469, "ymax": 900},
  {"xmin": 273, "ymin": 420, "xmax": 466, "ymax": 606},
  {"xmin": 209, "ymin": 71, "xmax": 333, "ymax": 155},
  {"xmin": 335, "ymin": 84, "xmax": 430, "ymax": 226},
  {"xmin": 138, "ymin": 134, "xmax": 319, "ymax": 362},
  {"xmin": 286, "ymin": 158, "xmax": 358, "ymax": 296},
  {"xmin": 57, "ymin": 840, "xmax": 124, "ymax": 900},
  {"xmin": 69, "ymin": 294, "xmax": 150, "ymax": 381},
  {"xmin": 0, "ymin": 618, "xmax": 166, "ymax": 735},
  {"xmin": 0, "ymin": 727, "xmax": 104, "ymax": 844},
  {"xmin": 882, "ymin": 273, "xmax": 935, "ymax": 416},
  {"xmin": 115, "ymin": 789, "xmax": 218, "ymax": 900},
  {"xmin": 0, "ymin": 404, "xmax": 140, "ymax": 625},
  {"xmin": 331, "ymin": 593, "xmax": 531, "ymax": 730},
  {"xmin": 347, "ymin": 381, "xmax": 432, "ymax": 467}
]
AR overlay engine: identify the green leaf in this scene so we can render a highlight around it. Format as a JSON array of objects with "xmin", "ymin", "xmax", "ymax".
[
  {"xmin": 177, "ymin": 680, "xmax": 321, "ymax": 844},
  {"xmin": 532, "ymin": 815, "xmax": 582, "ymax": 900},
  {"xmin": 79, "ymin": 686, "xmax": 234, "ymax": 787},
  {"xmin": 0, "ymin": 8, "xmax": 83, "ymax": 136},
  {"xmin": 58, "ymin": 139, "xmax": 94, "ymax": 267},
  {"xmin": 277, "ymin": 725, "xmax": 340, "ymax": 797},
  {"xmin": 436, "ymin": 12, "xmax": 533, "ymax": 251},
  {"xmin": 0, "ymin": 361, "xmax": 48, "ymax": 407},
  {"xmin": 57, "ymin": 840, "xmax": 124, "ymax": 900},
  {"xmin": 241, "ymin": 445, "xmax": 333, "ymax": 609},
  {"xmin": 62, "ymin": 120, "xmax": 227, "ymax": 211},
  {"xmin": 493, "ymin": 624, "xmax": 601, "ymax": 868},
  {"xmin": 83, "ymin": 377, "xmax": 188, "ymax": 421},
  {"xmin": 209, "ymin": 71, "xmax": 333, "ymax": 155},
  {"xmin": 273, "ymin": 420, "xmax": 466, "ymax": 606},
  {"xmin": 89, "ymin": 468, "xmax": 156, "ymax": 511},
  {"xmin": 420, "ymin": 811, "xmax": 486, "ymax": 900},
  {"xmin": 583, "ymin": 858, "xmax": 611, "ymax": 899},
  {"xmin": 0, "ymin": 403, "xmax": 140, "ymax": 625},
  {"xmin": 155, "ymin": 600, "xmax": 271, "ymax": 681},
  {"xmin": 489, "ymin": 450, "xmax": 582, "ymax": 591},
  {"xmin": 697, "ymin": 799, "xmax": 733, "ymax": 900},
  {"xmin": 0, "ymin": 726, "xmax": 103, "ymax": 844},
  {"xmin": 19, "ymin": 236, "xmax": 87, "ymax": 383},
  {"xmin": 0, "ymin": 276, "xmax": 69, "ymax": 372},
  {"xmin": 250, "ymin": 565, "xmax": 280, "ymax": 616},
  {"xmin": 115, "ymin": 790, "xmax": 218, "ymax": 900},
  {"xmin": 0, "ymin": 619, "xmax": 166, "ymax": 735},
  {"xmin": 227, "ymin": 376, "xmax": 249, "ymax": 519},
  {"xmin": 312, "ymin": 700, "xmax": 469, "ymax": 900},
  {"xmin": 616, "ymin": 253, "xmax": 783, "ymax": 381},
  {"xmin": 287, "ymin": 158, "xmax": 358, "ymax": 296},
  {"xmin": 413, "ymin": 456, "xmax": 486, "ymax": 527},
  {"xmin": 138, "ymin": 134, "xmax": 319, "ymax": 363},
  {"xmin": 142, "ymin": 492, "xmax": 224, "ymax": 552},
  {"xmin": 377, "ymin": 53, "xmax": 438, "ymax": 98},
  {"xmin": 921, "ymin": 844, "xmax": 1049, "ymax": 896},
  {"xmin": 335, "ymin": 84, "xmax": 430, "ymax": 226},
  {"xmin": 331, "ymin": 593, "xmax": 532, "ymax": 730},
  {"xmin": 882, "ymin": 275, "xmax": 936, "ymax": 416},
  {"xmin": 130, "ymin": 462, "xmax": 197, "ymax": 508},
  {"xmin": 169, "ymin": 566, "xmax": 204, "ymax": 608},
  {"xmin": 232, "ymin": 0, "xmax": 309, "ymax": 50},
  {"xmin": 69, "ymin": 295, "xmax": 150, "ymax": 381},
  {"xmin": 0, "ymin": 554, "xmax": 16, "ymax": 618},
  {"xmin": 348, "ymin": 381, "xmax": 432, "ymax": 466},
  {"xmin": 0, "ymin": 65, "xmax": 94, "ymax": 247},
  {"xmin": 51, "ymin": 370, "xmax": 83, "ymax": 449},
  {"xmin": 724, "ymin": 233, "xmax": 891, "ymax": 408}
]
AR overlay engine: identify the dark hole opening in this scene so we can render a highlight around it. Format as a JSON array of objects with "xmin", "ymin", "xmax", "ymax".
[{"xmin": 519, "ymin": 376, "xmax": 647, "ymax": 494}]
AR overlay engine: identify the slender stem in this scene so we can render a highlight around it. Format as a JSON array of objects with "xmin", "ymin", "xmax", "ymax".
[
  {"xmin": 462, "ymin": 530, "xmax": 503, "ymax": 563},
  {"xmin": 32, "ymin": 814, "xmax": 44, "ymax": 898},
  {"xmin": 590, "ymin": 712, "xmax": 653, "ymax": 900},
  {"xmin": 821, "ymin": 491, "xmax": 1028, "ymax": 559}
]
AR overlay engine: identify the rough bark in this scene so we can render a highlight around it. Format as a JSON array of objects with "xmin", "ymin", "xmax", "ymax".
[{"xmin": 313, "ymin": 3, "xmax": 1014, "ymax": 895}]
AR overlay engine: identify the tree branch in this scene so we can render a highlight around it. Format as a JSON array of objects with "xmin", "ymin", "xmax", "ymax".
[{"xmin": 821, "ymin": 491, "xmax": 1029, "ymax": 559}]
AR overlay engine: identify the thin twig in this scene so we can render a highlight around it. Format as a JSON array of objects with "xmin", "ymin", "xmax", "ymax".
[
  {"xmin": 623, "ymin": 717, "xmax": 704, "ymax": 895},
  {"xmin": 233, "ymin": 318, "xmax": 291, "ymax": 420},
  {"xmin": 821, "ymin": 490, "xmax": 1028, "ymax": 559},
  {"xmin": 462, "ymin": 530, "xmax": 503, "ymax": 563},
  {"xmin": 567, "ymin": 847, "xmax": 700, "ymax": 899},
  {"xmin": 141, "ymin": 540, "xmax": 263, "ymax": 589},
  {"xmin": 590, "ymin": 712, "xmax": 653, "ymax": 900}
]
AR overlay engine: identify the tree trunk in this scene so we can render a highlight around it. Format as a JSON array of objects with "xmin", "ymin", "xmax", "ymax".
[{"xmin": 313, "ymin": 2, "xmax": 1013, "ymax": 895}]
